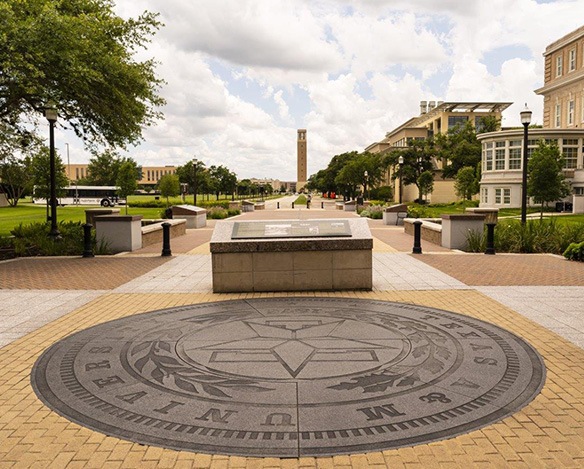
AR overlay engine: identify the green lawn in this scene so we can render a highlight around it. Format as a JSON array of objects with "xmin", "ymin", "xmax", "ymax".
[{"xmin": 0, "ymin": 203, "xmax": 164, "ymax": 237}]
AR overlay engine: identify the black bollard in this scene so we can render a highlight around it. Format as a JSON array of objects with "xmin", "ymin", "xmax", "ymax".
[
  {"xmin": 485, "ymin": 222, "xmax": 496, "ymax": 255},
  {"xmin": 277, "ymin": 202, "xmax": 280, "ymax": 209},
  {"xmin": 412, "ymin": 220, "xmax": 422, "ymax": 254},
  {"xmin": 161, "ymin": 222, "xmax": 172, "ymax": 257},
  {"xmin": 321, "ymin": 201, "xmax": 324, "ymax": 209},
  {"xmin": 82, "ymin": 223, "xmax": 94, "ymax": 258},
  {"xmin": 292, "ymin": 202, "xmax": 295, "ymax": 209}
]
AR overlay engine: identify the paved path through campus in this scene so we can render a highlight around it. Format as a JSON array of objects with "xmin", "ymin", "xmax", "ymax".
[{"xmin": 1, "ymin": 199, "xmax": 584, "ymax": 467}]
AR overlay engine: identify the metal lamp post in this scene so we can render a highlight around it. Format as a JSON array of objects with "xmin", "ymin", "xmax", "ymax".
[
  {"xmin": 45, "ymin": 103, "xmax": 60, "ymax": 238},
  {"xmin": 520, "ymin": 104, "xmax": 532, "ymax": 224},
  {"xmin": 363, "ymin": 170, "xmax": 368, "ymax": 200},
  {"xmin": 398, "ymin": 156, "xmax": 404, "ymax": 204},
  {"xmin": 192, "ymin": 159, "xmax": 198, "ymax": 206}
]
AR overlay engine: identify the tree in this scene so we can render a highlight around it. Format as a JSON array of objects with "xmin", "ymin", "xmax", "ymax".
[
  {"xmin": 31, "ymin": 147, "xmax": 68, "ymax": 200},
  {"xmin": 176, "ymin": 158, "xmax": 206, "ymax": 204},
  {"xmin": 386, "ymin": 139, "xmax": 436, "ymax": 201},
  {"xmin": 435, "ymin": 118, "xmax": 499, "ymax": 179},
  {"xmin": 417, "ymin": 170, "xmax": 434, "ymax": 202},
  {"xmin": 86, "ymin": 149, "xmax": 140, "ymax": 186},
  {"xmin": 0, "ymin": 0, "xmax": 165, "ymax": 148},
  {"xmin": 454, "ymin": 166, "xmax": 480, "ymax": 200},
  {"xmin": 157, "ymin": 174, "xmax": 180, "ymax": 207},
  {"xmin": 0, "ymin": 155, "xmax": 34, "ymax": 206},
  {"xmin": 116, "ymin": 161, "xmax": 139, "ymax": 214},
  {"xmin": 31, "ymin": 147, "xmax": 68, "ymax": 220},
  {"xmin": 528, "ymin": 141, "xmax": 570, "ymax": 218}
]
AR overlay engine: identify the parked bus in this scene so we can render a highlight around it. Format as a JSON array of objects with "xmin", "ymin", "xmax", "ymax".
[{"xmin": 33, "ymin": 185, "xmax": 125, "ymax": 207}]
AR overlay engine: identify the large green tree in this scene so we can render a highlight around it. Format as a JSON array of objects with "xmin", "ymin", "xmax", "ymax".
[
  {"xmin": 0, "ymin": 154, "xmax": 34, "ymax": 206},
  {"xmin": 157, "ymin": 173, "xmax": 180, "ymax": 207},
  {"xmin": 454, "ymin": 166, "xmax": 480, "ymax": 200},
  {"xmin": 116, "ymin": 161, "xmax": 139, "ymax": 214},
  {"xmin": 85, "ymin": 149, "xmax": 140, "ymax": 186},
  {"xmin": 435, "ymin": 118, "xmax": 499, "ymax": 179},
  {"xmin": 528, "ymin": 141, "xmax": 570, "ymax": 218},
  {"xmin": 0, "ymin": 0, "xmax": 164, "ymax": 148},
  {"xmin": 386, "ymin": 139, "xmax": 436, "ymax": 202}
]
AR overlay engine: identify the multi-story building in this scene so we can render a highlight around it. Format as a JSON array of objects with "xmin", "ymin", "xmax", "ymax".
[
  {"xmin": 64, "ymin": 164, "xmax": 177, "ymax": 186},
  {"xmin": 365, "ymin": 101, "xmax": 510, "ymax": 203},
  {"xmin": 535, "ymin": 25, "xmax": 584, "ymax": 128},
  {"xmin": 479, "ymin": 25, "xmax": 584, "ymax": 213}
]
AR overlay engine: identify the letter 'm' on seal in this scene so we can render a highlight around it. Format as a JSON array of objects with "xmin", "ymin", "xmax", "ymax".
[{"xmin": 357, "ymin": 404, "xmax": 406, "ymax": 421}]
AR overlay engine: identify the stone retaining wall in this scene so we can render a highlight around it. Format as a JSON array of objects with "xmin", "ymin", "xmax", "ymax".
[
  {"xmin": 142, "ymin": 219, "xmax": 186, "ymax": 247},
  {"xmin": 403, "ymin": 218, "xmax": 442, "ymax": 245}
]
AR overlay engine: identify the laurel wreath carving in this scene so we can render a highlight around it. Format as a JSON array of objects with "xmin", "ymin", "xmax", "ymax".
[
  {"xmin": 129, "ymin": 340, "xmax": 274, "ymax": 398},
  {"xmin": 328, "ymin": 315, "xmax": 451, "ymax": 394}
]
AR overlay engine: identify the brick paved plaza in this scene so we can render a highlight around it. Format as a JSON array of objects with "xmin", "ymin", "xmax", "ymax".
[{"xmin": 1, "ymin": 197, "xmax": 583, "ymax": 467}]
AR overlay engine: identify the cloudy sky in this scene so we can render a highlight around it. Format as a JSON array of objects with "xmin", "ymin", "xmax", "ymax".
[{"xmin": 56, "ymin": 0, "xmax": 584, "ymax": 181}]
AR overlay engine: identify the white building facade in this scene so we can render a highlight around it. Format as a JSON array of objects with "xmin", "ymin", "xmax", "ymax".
[{"xmin": 478, "ymin": 129, "xmax": 584, "ymax": 212}]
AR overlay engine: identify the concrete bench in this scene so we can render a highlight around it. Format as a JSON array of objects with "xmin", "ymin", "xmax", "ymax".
[
  {"xmin": 142, "ymin": 219, "xmax": 187, "ymax": 247},
  {"xmin": 344, "ymin": 200, "xmax": 356, "ymax": 212},
  {"xmin": 255, "ymin": 202, "xmax": 266, "ymax": 210},
  {"xmin": 382, "ymin": 204, "xmax": 408, "ymax": 225},
  {"xmin": 86, "ymin": 208, "xmax": 120, "ymax": 227},
  {"xmin": 171, "ymin": 204, "xmax": 207, "ymax": 229},
  {"xmin": 242, "ymin": 200, "xmax": 255, "ymax": 212}
]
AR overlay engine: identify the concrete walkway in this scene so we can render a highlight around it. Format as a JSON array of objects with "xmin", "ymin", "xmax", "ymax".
[{"xmin": 1, "ymin": 200, "xmax": 584, "ymax": 467}]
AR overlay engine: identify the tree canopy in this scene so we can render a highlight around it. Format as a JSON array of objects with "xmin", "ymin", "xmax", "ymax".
[
  {"xmin": 528, "ymin": 140, "xmax": 570, "ymax": 217},
  {"xmin": 434, "ymin": 117, "xmax": 500, "ymax": 179},
  {"xmin": 85, "ymin": 149, "xmax": 140, "ymax": 186},
  {"xmin": 386, "ymin": 139, "xmax": 436, "ymax": 201},
  {"xmin": 0, "ymin": 0, "xmax": 165, "ymax": 148}
]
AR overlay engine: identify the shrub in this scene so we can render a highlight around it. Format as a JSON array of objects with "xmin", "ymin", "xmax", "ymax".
[
  {"xmin": 359, "ymin": 205, "xmax": 384, "ymax": 219},
  {"xmin": 227, "ymin": 208, "xmax": 241, "ymax": 217},
  {"xmin": 564, "ymin": 241, "xmax": 584, "ymax": 261},
  {"xmin": 465, "ymin": 219, "xmax": 584, "ymax": 254},
  {"xmin": 407, "ymin": 205, "xmax": 431, "ymax": 218},
  {"xmin": 9, "ymin": 221, "xmax": 110, "ymax": 256},
  {"xmin": 206, "ymin": 207, "xmax": 229, "ymax": 219}
]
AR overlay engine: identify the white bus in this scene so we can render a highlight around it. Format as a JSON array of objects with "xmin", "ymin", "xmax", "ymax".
[{"xmin": 33, "ymin": 185, "xmax": 126, "ymax": 207}]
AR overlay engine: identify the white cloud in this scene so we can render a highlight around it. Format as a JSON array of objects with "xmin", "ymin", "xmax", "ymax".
[{"xmin": 56, "ymin": 0, "xmax": 584, "ymax": 181}]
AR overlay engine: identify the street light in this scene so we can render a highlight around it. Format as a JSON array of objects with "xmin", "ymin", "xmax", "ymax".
[
  {"xmin": 398, "ymin": 155, "xmax": 404, "ymax": 204},
  {"xmin": 363, "ymin": 170, "xmax": 368, "ymax": 200},
  {"xmin": 520, "ymin": 104, "xmax": 532, "ymax": 224},
  {"xmin": 192, "ymin": 158, "xmax": 199, "ymax": 206},
  {"xmin": 45, "ymin": 102, "xmax": 60, "ymax": 239}
]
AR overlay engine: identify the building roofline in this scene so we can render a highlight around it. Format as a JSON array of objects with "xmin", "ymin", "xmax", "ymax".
[
  {"xmin": 543, "ymin": 25, "xmax": 584, "ymax": 56},
  {"xmin": 384, "ymin": 102, "xmax": 512, "ymax": 141},
  {"xmin": 477, "ymin": 127, "xmax": 584, "ymax": 141}
]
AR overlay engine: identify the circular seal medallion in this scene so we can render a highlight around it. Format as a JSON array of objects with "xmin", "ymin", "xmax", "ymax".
[{"xmin": 31, "ymin": 298, "xmax": 546, "ymax": 457}]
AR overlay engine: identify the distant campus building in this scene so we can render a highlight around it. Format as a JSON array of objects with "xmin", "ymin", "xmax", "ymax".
[
  {"xmin": 66, "ymin": 164, "xmax": 177, "ymax": 186},
  {"xmin": 365, "ymin": 101, "xmax": 510, "ymax": 203},
  {"xmin": 479, "ymin": 25, "xmax": 584, "ymax": 213}
]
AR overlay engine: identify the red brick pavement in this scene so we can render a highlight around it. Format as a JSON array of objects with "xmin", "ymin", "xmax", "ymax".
[
  {"xmin": 417, "ymin": 253, "xmax": 584, "ymax": 286},
  {"xmin": 0, "ymin": 257, "xmax": 171, "ymax": 290}
]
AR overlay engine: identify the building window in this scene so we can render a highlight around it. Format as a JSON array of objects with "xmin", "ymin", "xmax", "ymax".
[
  {"xmin": 568, "ymin": 100, "xmax": 575, "ymax": 126},
  {"xmin": 509, "ymin": 140, "xmax": 522, "ymax": 170},
  {"xmin": 484, "ymin": 142, "xmax": 493, "ymax": 171},
  {"xmin": 448, "ymin": 115, "xmax": 469, "ymax": 129},
  {"xmin": 481, "ymin": 188, "xmax": 488, "ymax": 204},
  {"xmin": 495, "ymin": 188, "xmax": 511, "ymax": 205},
  {"xmin": 562, "ymin": 139, "xmax": 578, "ymax": 169},
  {"xmin": 556, "ymin": 55, "xmax": 563, "ymax": 77},
  {"xmin": 495, "ymin": 141, "xmax": 505, "ymax": 170},
  {"xmin": 569, "ymin": 48, "xmax": 576, "ymax": 71},
  {"xmin": 555, "ymin": 103, "xmax": 561, "ymax": 127}
]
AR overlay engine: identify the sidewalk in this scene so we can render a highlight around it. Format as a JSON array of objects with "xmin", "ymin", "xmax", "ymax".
[{"xmin": 1, "ymin": 203, "xmax": 583, "ymax": 467}]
